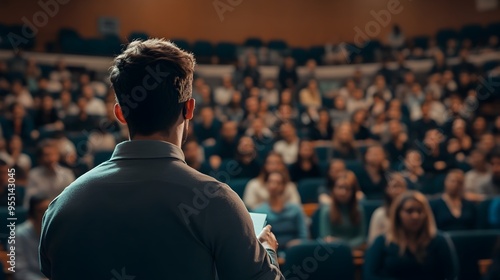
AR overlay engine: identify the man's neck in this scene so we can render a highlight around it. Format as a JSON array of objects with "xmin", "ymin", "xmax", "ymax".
[{"xmin": 132, "ymin": 134, "xmax": 181, "ymax": 148}]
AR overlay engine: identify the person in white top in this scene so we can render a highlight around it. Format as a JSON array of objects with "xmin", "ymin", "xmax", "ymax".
[
  {"xmin": 243, "ymin": 152, "xmax": 301, "ymax": 210},
  {"xmin": 273, "ymin": 122, "xmax": 300, "ymax": 165},
  {"xmin": 81, "ymin": 85, "xmax": 106, "ymax": 117},
  {"xmin": 5, "ymin": 79, "xmax": 34, "ymax": 109},
  {"xmin": 367, "ymin": 173, "xmax": 408, "ymax": 244},
  {"xmin": 465, "ymin": 149, "xmax": 492, "ymax": 201},
  {"xmin": 214, "ymin": 75, "xmax": 235, "ymax": 106}
]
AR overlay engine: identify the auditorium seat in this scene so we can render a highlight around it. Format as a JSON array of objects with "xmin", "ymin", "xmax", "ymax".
[
  {"xmin": 127, "ymin": 31, "xmax": 149, "ymax": 42},
  {"xmin": 215, "ymin": 42, "xmax": 237, "ymax": 64},
  {"xmin": 308, "ymin": 46, "xmax": 325, "ymax": 64},
  {"xmin": 477, "ymin": 199, "xmax": 493, "ymax": 229},
  {"xmin": 171, "ymin": 39, "xmax": 190, "ymax": 51},
  {"xmin": 314, "ymin": 146, "xmax": 332, "ymax": 162},
  {"xmin": 67, "ymin": 133, "xmax": 89, "ymax": 158},
  {"xmin": 290, "ymin": 47, "xmax": 308, "ymax": 66},
  {"xmin": 192, "ymin": 40, "xmax": 214, "ymax": 63},
  {"xmin": 297, "ymin": 177, "xmax": 324, "ymax": 203},
  {"xmin": 413, "ymin": 35, "xmax": 430, "ymax": 49},
  {"xmin": 267, "ymin": 40, "xmax": 288, "ymax": 52},
  {"xmin": 448, "ymin": 230, "xmax": 500, "ymax": 280},
  {"xmin": 310, "ymin": 207, "xmax": 322, "ymax": 239},
  {"xmin": 244, "ymin": 37, "xmax": 263, "ymax": 49},
  {"xmin": 436, "ymin": 28, "xmax": 459, "ymax": 48},
  {"xmin": 227, "ymin": 178, "xmax": 251, "ymax": 199},
  {"xmin": 302, "ymin": 203, "xmax": 319, "ymax": 218},
  {"xmin": 284, "ymin": 241, "xmax": 355, "ymax": 280},
  {"xmin": 460, "ymin": 24, "xmax": 485, "ymax": 46},
  {"xmin": 486, "ymin": 22, "xmax": 500, "ymax": 37},
  {"xmin": 360, "ymin": 200, "xmax": 383, "ymax": 237}
]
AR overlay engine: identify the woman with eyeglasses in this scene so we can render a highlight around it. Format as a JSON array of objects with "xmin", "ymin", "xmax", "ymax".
[
  {"xmin": 364, "ymin": 191, "xmax": 456, "ymax": 280},
  {"xmin": 318, "ymin": 171, "xmax": 365, "ymax": 248}
]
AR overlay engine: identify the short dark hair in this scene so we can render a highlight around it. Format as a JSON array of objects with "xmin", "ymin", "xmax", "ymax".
[
  {"xmin": 488, "ymin": 147, "xmax": 500, "ymax": 162},
  {"xmin": 28, "ymin": 193, "xmax": 50, "ymax": 218},
  {"xmin": 109, "ymin": 38, "xmax": 196, "ymax": 137}
]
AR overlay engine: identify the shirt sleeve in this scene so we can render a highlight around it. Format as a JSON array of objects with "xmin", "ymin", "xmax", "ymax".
[
  {"xmin": 347, "ymin": 206, "xmax": 366, "ymax": 248},
  {"xmin": 285, "ymin": 183, "xmax": 301, "ymax": 205},
  {"xmin": 206, "ymin": 184, "xmax": 284, "ymax": 280},
  {"xmin": 14, "ymin": 229, "xmax": 44, "ymax": 280},
  {"xmin": 243, "ymin": 180, "xmax": 263, "ymax": 210},
  {"xmin": 368, "ymin": 208, "xmax": 385, "ymax": 245}
]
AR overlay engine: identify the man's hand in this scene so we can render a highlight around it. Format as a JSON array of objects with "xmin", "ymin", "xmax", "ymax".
[{"xmin": 258, "ymin": 225, "xmax": 278, "ymax": 252}]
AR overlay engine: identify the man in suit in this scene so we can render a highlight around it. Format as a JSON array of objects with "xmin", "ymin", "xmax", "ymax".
[{"xmin": 39, "ymin": 38, "xmax": 283, "ymax": 280}]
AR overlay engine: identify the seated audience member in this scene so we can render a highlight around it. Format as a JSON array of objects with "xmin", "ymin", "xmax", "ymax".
[
  {"xmin": 401, "ymin": 149, "xmax": 426, "ymax": 191},
  {"xmin": 346, "ymin": 88, "xmax": 369, "ymax": 114},
  {"xmin": 366, "ymin": 75, "xmax": 392, "ymax": 103},
  {"xmin": 309, "ymin": 108, "xmax": 334, "ymax": 142},
  {"xmin": 34, "ymin": 94, "xmax": 64, "ymax": 134},
  {"xmin": 364, "ymin": 191, "xmax": 456, "ymax": 280},
  {"xmin": 464, "ymin": 149, "xmax": 491, "ymax": 201},
  {"xmin": 63, "ymin": 97, "xmax": 98, "ymax": 133},
  {"xmin": 351, "ymin": 109, "xmax": 373, "ymax": 142},
  {"xmin": 14, "ymin": 194, "xmax": 51, "ymax": 280},
  {"xmin": 0, "ymin": 135, "xmax": 32, "ymax": 172},
  {"xmin": 212, "ymin": 121, "xmax": 240, "ymax": 160},
  {"xmin": 260, "ymin": 79, "xmax": 280, "ymax": 108},
  {"xmin": 193, "ymin": 106, "xmax": 221, "ymax": 145},
  {"xmin": 478, "ymin": 148, "xmax": 500, "ymax": 197},
  {"xmin": 246, "ymin": 117, "xmax": 274, "ymax": 150},
  {"xmin": 490, "ymin": 197, "xmax": 500, "ymax": 229},
  {"xmin": 81, "ymin": 84, "xmax": 106, "ymax": 117},
  {"xmin": 254, "ymin": 171, "xmax": 308, "ymax": 253},
  {"xmin": 54, "ymin": 90, "xmax": 79, "ymax": 119},
  {"xmin": 384, "ymin": 120, "xmax": 410, "ymax": 166},
  {"xmin": 1, "ymin": 102, "xmax": 35, "ymax": 144},
  {"xmin": 213, "ymin": 75, "xmax": 235, "ymax": 106},
  {"xmin": 356, "ymin": 145, "xmax": 389, "ymax": 200},
  {"xmin": 243, "ymin": 152, "xmax": 300, "ymax": 210},
  {"xmin": 332, "ymin": 122, "xmax": 358, "ymax": 160},
  {"xmin": 233, "ymin": 136, "xmax": 261, "ymax": 179},
  {"xmin": 486, "ymin": 238, "xmax": 500, "ymax": 280},
  {"xmin": 219, "ymin": 91, "xmax": 244, "ymax": 123},
  {"xmin": 278, "ymin": 56, "xmax": 298, "ymax": 90},
  {"xmin": 273, "ymin": 122, "xmax": 300, "ymax": 165},
  {"xmin": 182, "ymin": 138, "xmax": 206, "ymax": 172},
  {"xmin": 5, "ymin": 78, "xmax": 34, "ymax": 109},
  {"xmin": 421, "ymin": 129, "xmax": 456, "ymax": 175},
  {"xmin": 288, "ymin": 140, "xmax": 321, "ymax": 182},
  {"xmin": 318, "ymin": 171, "xmax": 365, "ymax": 248},
  {"xmin": 410, "ymin": 102, "xmax": 438, "ymax": 142},
  {"xmin": 368, "ymin": 174, "xmax": 408, "ymax": 244},
  {"xmin": 299, "ymin": 79, "xmax": 322, "ymax": 108},
  {"xmin": 318, "ymin": 160, "xmax": 347, "ymax": 204},
  {"xmin": 430, "ymin": 170, "xmax": 477, "ymax": 231},
  {"xmin": 26, "ymin": 140, "xmax": 74, "ymax": 206},
  {"xmin": 330, "ymin": 96, "xmax": 350, "ymax": 127}
]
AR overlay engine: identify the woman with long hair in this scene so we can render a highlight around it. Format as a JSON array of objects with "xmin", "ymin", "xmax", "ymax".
[
  {"xmin": 356, "ymin": 145, "xmax": 389, "ymax": 199},
  {"xmin": 254, "ymin": 171, "xmax": 308, "ymax": 254},
  {"xmin": 332, "ymin": 122, "xmax": 358, "ymax": 160},
  {"xmin": 243, "ymin": 151, "xmax": 301, "ymax": 210},
  {"xmin": 288, "ymin": 140, "xmax": 321, "ymax": 182},
  {"xmin": 364, "ymin": 191, "xmax": 456, "ymax": 280},
  {"xmin": 368, "ymin": 173, "xmax": 408, "ymax": 244},
  {"xmin": 318, "ymin": 171, "xmax": 365, "ymax": 248}
]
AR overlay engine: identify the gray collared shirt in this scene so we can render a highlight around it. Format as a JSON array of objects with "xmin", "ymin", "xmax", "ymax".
[{"xmin": 40, "ymin": 140, "xmax": 283, "ymax": 280}]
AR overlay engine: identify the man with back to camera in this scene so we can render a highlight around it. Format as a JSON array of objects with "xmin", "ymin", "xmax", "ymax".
[{"xmin": 39, "ymin": 38, "xmax": 284, "ymax": 280}]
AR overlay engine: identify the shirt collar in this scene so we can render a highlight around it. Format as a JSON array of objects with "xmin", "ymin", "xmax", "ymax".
[{"xmin": 110, "ymin": 140, "xmax": 186, "ymax": 163}]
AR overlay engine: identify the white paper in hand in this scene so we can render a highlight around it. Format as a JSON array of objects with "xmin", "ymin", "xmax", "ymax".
[{"xmin": 249, "ymin": 212, "xmax": 267, "ymax": 237}]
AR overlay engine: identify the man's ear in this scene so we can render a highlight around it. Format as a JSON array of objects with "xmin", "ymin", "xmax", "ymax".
[
  {"xmin": 184, "ymin": 98, "xmax": 195, "ymax": 120},
  {"xmin": 114, "ymin": 103, "xmax": 127, "ymax": 124}
]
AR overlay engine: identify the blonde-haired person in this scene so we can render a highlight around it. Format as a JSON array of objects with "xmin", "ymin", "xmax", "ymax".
[
  {"xmin": 367, "ymin": 173, "xmax": 408, "ymax": 245},
  {"xmin": 363, "ymin": 191, "xmax": 456, "ymax": 280},
  {"xmin": 318, "ymin": 171, "xmax": 366, "ymax": 248},
  {"xmin": 243, "ymin": 151, "xmax": 301, "ymax": 210}
]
